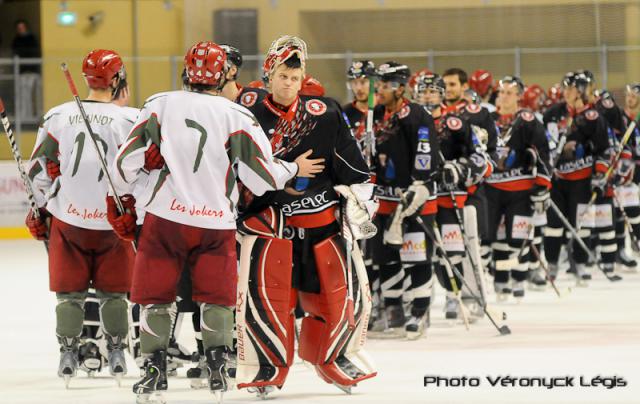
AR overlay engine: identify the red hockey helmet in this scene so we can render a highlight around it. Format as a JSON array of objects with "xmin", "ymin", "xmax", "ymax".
[
  {"xmin": 299, "ymin": 74, "xmax": 325, "ymax": 97},
  {"xmin": 408, "ymin": 68, "xmax": 433, "ymax": 91},
  {"xmin": 469, "ymin": 69, "xmax": 493, "ymax": 97},
  {"xmin": 521, "ymin": 84, "xmax": 547, "ymax": 112},
  {"xmin": 82, "ymin": 49, "xmax": 125, "ymax": 89},
  {"xmin": 547, "ymin": 83, "xmax": 563, "ymax": 104},
  {"xmin": 247, "ymin": 80, "xmax": 265, "ymax": 89},
  {"xmin": 184, "ymin": 41, "xmax": 227, "ymax": 87}
]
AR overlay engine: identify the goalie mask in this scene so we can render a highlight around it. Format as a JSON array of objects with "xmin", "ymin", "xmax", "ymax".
[{"xmin": 263, "ymin": 35, "xmax": 308, "ymax": 83}]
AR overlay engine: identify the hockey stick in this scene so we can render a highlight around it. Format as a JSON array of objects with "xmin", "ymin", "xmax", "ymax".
[
  {"xmin": 0, "ymin": 97, "xmax": 49, "ymax": 249},
  {"xmin": 60, "ymin": 63, "xmax": 137, "ymax": 251},
  {"xmin": 400, "ymin": 195, "xmax": 510, "ymax": 336},
  {"xmin": 521, "ymin": 223, "xmax": 567, "ymax": 298},
  {"xmin": 335, "ymin": 187, "xmax": 356, "ymax": 330},
  {"xmin": 363, "ymin": 76, "xmax": 376, "ymax": 168}
]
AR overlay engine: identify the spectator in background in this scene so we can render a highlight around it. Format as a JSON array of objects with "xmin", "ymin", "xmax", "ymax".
[{"xmin": 12, "ymin": 19, "xmax": 41, "ymax": 121}]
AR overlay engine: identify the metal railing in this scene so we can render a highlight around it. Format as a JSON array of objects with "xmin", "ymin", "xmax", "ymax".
[{"xmin": 1, "ymin": 43, "xmax": 639, "ymax": 144}]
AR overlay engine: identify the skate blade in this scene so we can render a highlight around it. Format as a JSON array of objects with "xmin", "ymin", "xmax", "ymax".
[
  {"xmin": 334, "ymin": 383, "xmax": 353, "ymax": 394},
  {"xmin": 115, "ymin": 373, "xmax": 122, "ymax": 387},
  {"xmin": 575, "ymin": 279, "xmax": 589, "ymax": 287},
  {"xmin": 213, "ymin": 390, "xmax": 224, "ymax": 404},
  {"xmin": 367, "ymin": 328, "xmax": 406, "ymax": 339},
  {"xmin": 189, "ymin": 378, "xmax": 208, "ymax": 389},
  {"xmin": 405, "ymin": 330, "xmax": 425, "ymax": 341},
  {"xmin": 63, "ymin": 375, "xmax": 71, "ymax": 389},
  {"xmin": 136, "ymin": 392, "xmax": 166, "ymax": 404}
]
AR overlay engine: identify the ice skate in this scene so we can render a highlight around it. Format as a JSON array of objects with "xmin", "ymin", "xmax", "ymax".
[
  {"xmin": 57, "ymin": 336, "xmax": 79, "ymax": 389},
  {"xmin": 206, "ymin": 346, "xmax": 233, "ymax": 403},
  {"xmin": 512, "ymin": 280, "xmax": 525, "ymax": 301},
  {"xmin": 133, "ymin": 350, "xmax": 168, "ymax": 404},
  {"xmin": 574, "ymin": 264, "xmax": 590, "ymax": 287},
  {"xmin": 78, "ymin": 340, "xmax": 102, "ymax": 376},
  {"xmin": 107, "ymin": 336, "xmax": 127, "ymax": 387},
  {"xmin": 528, "ymin": 269, "xmax": 547, "ymax": 289},
  {"xmin": 405, "ymin": 311, "xmax": 429, "ymax": 340},
  {"xmin": 167, "ymin": 337, "xmax": 196, "ymax": 376},
  {"xmin": 367, "ymin": 305, "xmax": 386, "ymax": 332},
  {"xmin": 248, "ymin": 385, "xmax": 276, "ymax": 400},
  {"xmin": 369, "ymin": 304, "xmax": 405, "ymax": 338},
  {"xmin": 444, "ymin": 295, "xmax": 459, "ymax": 322},
  {"xmin": 616, "ymin": 249, "xmax": 637, "ymax": 270},
  {"xmin": 187, "ymin": 356, "xmax": 208, "ymax": 389},
  {"xmin": 493, "ymin": 282, "xmax": 511, "ymax": 301},
  {"xmin": 547, "ymin": 263, "xmax": 559, "ymax": 282}
]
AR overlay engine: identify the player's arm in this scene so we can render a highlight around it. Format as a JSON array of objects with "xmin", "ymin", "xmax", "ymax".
[{"xmin": 28, "ymin": 113, "xmax": 59, "ymax": 207}]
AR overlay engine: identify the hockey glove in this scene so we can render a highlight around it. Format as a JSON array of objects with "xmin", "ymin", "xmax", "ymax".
[
  {"xmin": 591, "ymin": 173, "xmax": 607, "ymax": 197},
  {"xmin": 616, "ymin": 158, "xmax": 635, "ymax": 186},
  {"xmin": 25, "ymin": 208, "xmax": 49, "ymax": 241},
  {"xmin": 144, "ymin": 143, "xmax": 165, "ymax": 171},
  {"xmin": 442, "ymin": 162, "xmax": 462, "ymax": 190},
  {"xmin": 530, "ymin": 188, "xmax": 550, "ymax": 214},
  {"xmin": 106, "ymin": 195, "xmax": 137, "ymax": 241},
  {"xmin": 46, "ymin": 159, "xmax": 61, "ymax": 180},
  {"xmin": 401, "ymin": 181, "xmax": 430, "ymax": 218},
  {"xmin": 334, "ymin": 184, "xmax": 378, "ymax": 241},
  {"xmin": 383, "ymin": 203, "xmax": 405, "ymax": 249}
]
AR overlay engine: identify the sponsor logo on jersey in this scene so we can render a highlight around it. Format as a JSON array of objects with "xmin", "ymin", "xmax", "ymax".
[
  {"xmin": 602, "ymin": 98, "xmax": 615, "ymax": 109},
  {"xmin": 280, "ymin": 190, "xmax": 331, "ymax": 214},
  {"xmin": 418, "ymin": 126, "xmax": 430, "ymax": 140},
  {"xmin": 520, "ymin": 110, "xmax": 535, "ymax": 122},
  {"xmin": 415, "ymin": 153, "xmax": 431, "ymax": 170},
  {"xmin": 585, "ymin": 110, "xmax": 599, "ymax": 120},
  {"xmin": 446, "ymin": 116, "xmax": 462, "ymax": 131},
  {"xmin": 466, "ymin": 103, "xmax": 481, "ymax": 113},
  {"xmin": 398, "ymin": 105, "xmax": 410, "ymax": 119},
  {"xmin": 305, "ymin": 99, "xmax": 327, "ymax": 116},
  {"xmin": 240, "ymin": 92, "xmax": 258, "ymax": 107}
]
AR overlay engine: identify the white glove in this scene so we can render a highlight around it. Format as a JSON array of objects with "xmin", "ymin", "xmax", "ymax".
[
  {"xmin": 442, "ymin": 162, "xmax": 461, "ymax": 189},
  {"xmin": 383, "ymin": 203, "xmax": 404, "ymax": 248},
  {"xmin": 401, "ymin": 181, "xmax": 430, "ymax": 218},
  {"xmin": 334, "ymin": 184, "xmax": 379, "ymax": 241},
  {"xmin": 530, "ymin": 189, "xmax": 550, "ymax": 214}
]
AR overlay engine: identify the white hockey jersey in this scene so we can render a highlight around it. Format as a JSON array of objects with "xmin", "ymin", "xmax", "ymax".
[
  {"xmin": 112, "ymin": 90, "xmax": 298, "ymax": 230},
  {"xmin": 28, "ymin": 101, "xmax": 135, "ymax": 230}
]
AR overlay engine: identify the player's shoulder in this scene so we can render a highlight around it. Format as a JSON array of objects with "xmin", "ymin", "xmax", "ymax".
[
  {"xmin": 398, "ymin": 101, "xmax": 430, "ymax": 122},
  {"xmin": 580, "ymin": 106, "xmax": 602, "ymax": 123},
  {"xmin": 118, "ymin": 106, "xmax": 140, "ymax": 124},
  {"xmin": 515, "ymin": 108, "xmax": 538, "ymax": 124},
  {"xmin": 39, "ymin": 101, "xmax": 75, "ymax": 128},
  {"xmin": 462, "ymin": 102, "xmax": 487, "ymax": 116},
  {"xmin": 299, "ymin": 94, "xmax": 340, "ymax": 118},
  {"xmin": 237, "ymin": 87, "xmax": 268, "ymax": 109},
  {"xmin": 141, "ymin": 90, "xmax": 176, "ymax": 109}
]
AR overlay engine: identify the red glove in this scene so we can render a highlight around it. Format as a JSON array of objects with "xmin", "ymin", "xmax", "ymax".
[
  {"xmin": 106, "ymin": 195, "xmax": 137, "ymax": 241},
  {"xmin": 25, "ymin": 208, "xmax": 49, "ymax": 240},
  {"xmin": 144, "ymin": 143, "xmax": 165, "ymax": 171},
  {"xmin": 46, "ymin": 159, "xmax": 61, "ymax": 180}
]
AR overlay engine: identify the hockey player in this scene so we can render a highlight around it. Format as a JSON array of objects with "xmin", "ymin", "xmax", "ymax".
[
  {"xmin": 25, "ymin": 49, "xmax": 134, "ymax": 386},
  {"xmin": 487, "ymin": 76, "xmax": 551, "ymax": 298},
  {"xmin": 343, "ymin": 60, "xmax": 376, "ymax": 141},
  {"xmin": 219, "ymin": 44, "xmax": 244, "ymax": 102},
  {"xmin": 543, "ymin": 71, "xmax": 613, "ymax": 282},
  {"xmin": 234, "ymin": 35, "xmax": 378, "ymax": 394},
  {"xmin": 108, "ymin": 41, "xmax": 320, "ymax": 402},
  {"xmin": 419, "ymin": 72, "xmax": 492, "ymax": 317},
  {"xmin": 369, "ymin": 62, "xmax": 439, "ymax": 338},
  {"xmin": 522, "ymin": 84, "xmax": 548, "ymax": 116},
  {"xmin": 469, "ymin": 69, "xmax": 497, "ymax": 112},
  {"xmin": 441, "ymin": 67, "xmax": 499, "ymax": 273}
]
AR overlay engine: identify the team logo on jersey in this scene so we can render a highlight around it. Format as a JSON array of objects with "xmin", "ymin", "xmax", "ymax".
[
  {"xmin": 446, "ymin": 116, "xmax": 463, "ymax": 131},
  {"xmin": 418, "ymin": 126, "xmax": 430, "ymax": 140},
  {"xmin": 520, "ymin": 111, "xmax": 535, "ymax": 122},
  {"xmin": 415, "ymin": 154, "xmax": 431, "ymax": 170},
  {"xmin": 305, "ymin": 99, "xmax": 327, "ymax": 116},
  {"xmin": 585, "ymin": 110, "xmax": 599, "ymax": 120},
  {"xmin": 602, "ymin": 98, "xmax": 615, "ymax": 109},
  {"xmin": 465, "ymin": 104, "xmax": 481, "ymax": 114},
  {"xmin": 398, "ymin": 105, "xmax": 410, "ymax": 119},
  {"xmin": 240, "ymin": 92, "xmax": 258, "ymax": 107}
]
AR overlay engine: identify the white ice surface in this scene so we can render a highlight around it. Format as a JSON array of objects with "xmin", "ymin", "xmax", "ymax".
[{"xmin": 1, "ymin": 239, "xmax": 639, "ymax": 404}]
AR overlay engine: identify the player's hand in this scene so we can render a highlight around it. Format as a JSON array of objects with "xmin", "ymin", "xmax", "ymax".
[
  {"xmin": 144, "ymin": 143, "xmax": 165, "ymax": 171},
  {"xmin": 46, "ymin": 159, "xmax": 61, "ymax": 180},
  {"xmin": 106, "ymin": 195, "xmax": 137, "ymax": 241},
  {"xmin": 294, "ymin": 149, "xmax": 325, "ymax": 178},
  {"xmin": 25, "ymin": 208, "xmax": 49, "ymax": 241}
]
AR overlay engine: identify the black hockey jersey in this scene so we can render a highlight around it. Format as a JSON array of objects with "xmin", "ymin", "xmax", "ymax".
[{"xmin": 241, "ymin": 91, "xmax": 370, "ymax": 228}]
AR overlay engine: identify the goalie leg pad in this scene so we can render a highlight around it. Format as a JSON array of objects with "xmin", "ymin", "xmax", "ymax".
[
  {"xmin": 298, "ymin": 235, "xmax": 376, "ymax": 387},
  {"xmin": 236, "ymin": 236, "xmax": 295, "ymax": 389}
]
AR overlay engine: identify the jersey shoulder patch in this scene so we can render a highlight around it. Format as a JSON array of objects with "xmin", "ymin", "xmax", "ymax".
[
  {"xmin": 601, "ymin": 98, "xmax": 615, "ymax": 109},
  {"xmin": 240, "ymin": 91, "xmax": 258, "ymax": 108},
  {"xmin": 305, "ymin": 99, "xmax": 327, "ymax": 116},
  {"xmin": 585, "ymin": 109, "xmax": 599, "ymax": 121},
  {"xmin": 465, "ymin": 104, "xmax": 481, "ymax": 114},
  {"xmin": 446, "ymin": 116, "xmax": 463, "ymax": 131},
  {"xmin": 398, "ymin": 105, "xmax": 411, "ymax": 119},
  {"xmin": 520, "ymin": 110, "xmax": 535, "ymax": 122}
]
